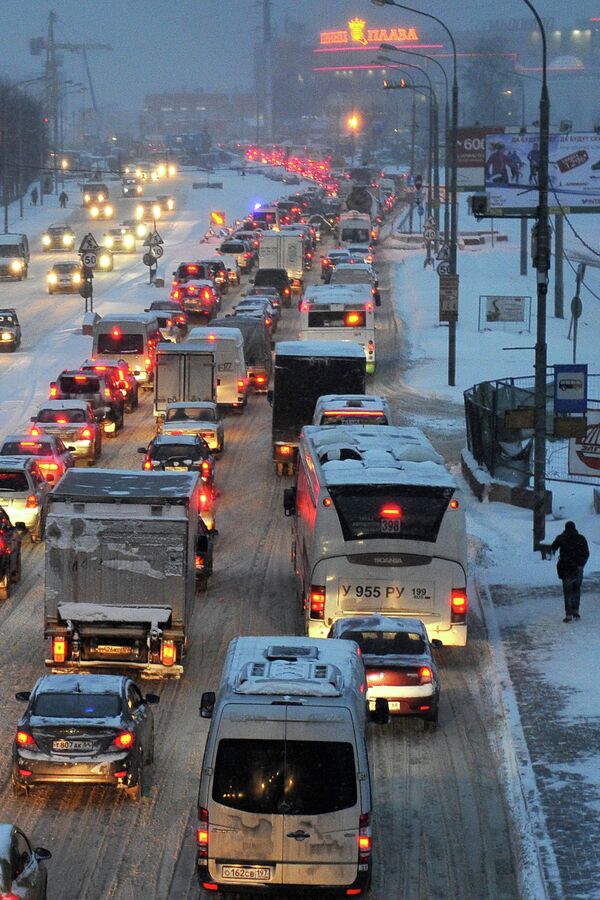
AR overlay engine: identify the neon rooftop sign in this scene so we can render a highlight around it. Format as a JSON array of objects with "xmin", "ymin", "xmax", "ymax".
[{"xmin": 320, "ymin": 17, "xmax": 420, "ymax": 46}]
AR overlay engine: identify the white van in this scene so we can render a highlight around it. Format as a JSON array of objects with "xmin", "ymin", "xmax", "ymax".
[
  {"xmin": 197, "ymin": 635, "xmax": 386, "ymax": 895},
  {"xmin": 313, "ymin": 394, "xmax": 392, "ymax": 426},
  {"xmin": 284, "ymin": 425, "xmax": 468, "ymax": 647},
  {"xmin": 91, "ymin": 313, "xmax": 162, "ymax": 387},
  {"xmin": 300, "ymin": 285, "xmax": 377, "ymax": 374},
  {"xmin": 186, "ymin": 326, "xmax": 248, "ymax": 410}
]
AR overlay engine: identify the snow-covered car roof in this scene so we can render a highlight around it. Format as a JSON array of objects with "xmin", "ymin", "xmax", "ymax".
[{"xmin": 37, "ymin": 399, "xmax": 90, "ymax": 412}]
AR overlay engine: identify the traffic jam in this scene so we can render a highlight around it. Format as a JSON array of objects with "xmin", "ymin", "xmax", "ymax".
[{"xmin": 0, "ymin": 150, "xmax": 474, "ymax": 899}]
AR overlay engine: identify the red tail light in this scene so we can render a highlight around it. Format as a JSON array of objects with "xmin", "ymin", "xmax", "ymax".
[
  {"xmin": 195, "ymin": 553, "xmax": 204, "ymax": 568},
  {"xmin": 300, "ymin": 302, "xmax": 310, "ymax": 312},
  {"xmin": 264, "ymin": 317, "xmax": 272, "ymax": 327},
  {"xmin": 49, "ymin": 384, "xmax": 58, "ymax": 398},
  {"xmin": 111, "ymin": 327, "xmax": 121, "ymax": 338},
  {"xmin": 16, "ymin": 730, "xmax": 36, "ymax": 748},
  {"xmin": 277, "ymin": 444, "xmax": 291, "ymax": 456},
  {"xmin": 161, "ymin": 639, "xmax": 176, "ymax": 666},
  {"xmin": 380, "ymin": 504, "xmax": 401, "ymax": 519},
  {"xmin": 112, "ymin": 731, "xmax": 134, "ymax": 749},
  {"xmin": 52, "ymin": 636, "xmax": 68, "ymax": 663},
  {"xmin": 310, "ymin": 585, "xmax": 326, "ymax": 619},
  {"xmin": 237, "ymin": 379, "xmax": 245, "ymax": 390},
  {"xmin": 200, "ymin": 492, "xmax": 209, "ymax": 508},
  {"xmin": 358, "ymin": 812, "xmax": 372, "ymax": 863},
  {"xmin": 345, "ymin": 312, "xmax": 362, "ymax": 326},
  {"xmin": 26, "ymin": 495, "xmax": 38, "ymax": 509},
  {"xmin": 201, "ymin": 461, "xmax": 210, "ymax": 477},
  {"xmin": 418, "ymin": 666, "xmax": 433, "ymax": 684},
  {"xmin": 255, "ymin": 375, "xmax": 266, "ymax": 384},
  {"xmin": 283, "ymin": 287, "xmax": 291, "ymax": 296},
  {"xmin": 197, "ymin": 807, "xmax": 209, "ymax": 859},
  {"xmin": 145, "ymin": 357, "xmax": 152, "ymax": 370},
  {"xmin": 449, "ymin": 498, "xmax": 459, "ymax": 509},
  {"xmin": 80, "ymin": 427, "xmax": 92, "ymax": 440},
  {"xmin": 30, "ymin": 427, "xmax": 40, "ymax": 437},
  {"xmin": 172, "ymin": 289, "xmax": 181, "ymax": 300},
  {"xmin": 143, "ymin": 459, "xmax": 152, "ymax": 470},
  {"xmin": 38, "ymin": 461, "xmax": 59, "ymax": 473},
  {"xmin": 451, "ymin": 589, "xmax": 468, "ymax": 623},
  {"xmin": 104, "ymin": 387, "xmax": 112, "ymax": 398}
]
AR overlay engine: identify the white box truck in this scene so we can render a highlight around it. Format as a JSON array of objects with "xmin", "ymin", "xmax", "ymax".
[
  {"xmin": 259, "ymin": 232, "xmax": 305, "ymax": 290},
  {"xmin": 153, "ymin": 342, "xmax": 216, "ymax": 423}
]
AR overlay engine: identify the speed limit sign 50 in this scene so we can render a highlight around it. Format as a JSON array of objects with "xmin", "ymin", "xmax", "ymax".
[
  {"xmin": 81, "ymin": 251, "xmax": 97, "ymax": 268},
  {"xmin": 150, "ymin": 244, "xmax": 164, "ymax": 259}
]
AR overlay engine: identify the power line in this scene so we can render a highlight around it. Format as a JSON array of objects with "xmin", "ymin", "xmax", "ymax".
[
  {"xmin": 550, "ymin": 185, "xmax": 600, "ymax": 259},
  {"xmin": 562, "ymin": 249, "xmax": 600, "ymax": 303}
]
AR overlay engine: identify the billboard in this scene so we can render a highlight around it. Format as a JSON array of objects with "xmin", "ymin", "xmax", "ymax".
[
  {"xmin": 485, "ymin": 132, "xmax": 600, "ymax": 213},
  {"xmin": 456, "ymin": 127, "xmax": 504, "ymax": 190},
  {"xmin": 568, "ymin": 411, "xmax": 600, "ymax": 477}
]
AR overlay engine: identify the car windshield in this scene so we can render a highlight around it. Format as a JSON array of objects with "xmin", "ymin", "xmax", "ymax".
[
  {"xmin": 166, "ymin": 407, "xmax": 215, "ymax": 423},
  {"xmin": 37, "ymin": 409, "xmax": 86, "ymax": 424},
  {"xmin": 340, "ymin": 629, "xmax": 425, "ymax": 656},
  {"xmin": 213, "ymin": 739, "xmax": 357, "ymax": 815},
  {"xmin": 0, "ymin": 473, "xmax": 29, "ymax": 492},
  {"xmin": 97, "ymin": 333, "xmax": 144, "ymax": 354},
  {"xmin": 54, "ymin": 265, "xmax": 78, "ymax": 274},
  {"xmin": 0, "ymin": 245, "xmax": 21, "ymax": 256},
  {"xmin": 1, "ymin": 441, "xmax": 52, "ymax": 457},
  {"xmin": 32, "ymin": 692, "xmax": 121, "ymax": 718},
  {"xmin": 153, "ymin": 443, "xmax": 200, "ymax": 460}
]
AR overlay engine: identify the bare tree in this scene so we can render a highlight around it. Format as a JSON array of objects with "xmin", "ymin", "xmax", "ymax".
[{"xmin": 462, "ymin": 37, "xmax": 514, "ymax": 125}]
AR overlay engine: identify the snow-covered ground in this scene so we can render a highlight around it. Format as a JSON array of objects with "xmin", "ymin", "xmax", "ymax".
[{"xmin": 386, "ymin": 196, "xmax": 600, "ymax": 897}]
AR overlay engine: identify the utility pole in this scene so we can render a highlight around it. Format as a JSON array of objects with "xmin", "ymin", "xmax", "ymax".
[
  {"xmin": 46, "ymin": 11, "xmax": 60, "ymax": 195},
  {"xmin": 409, "ymin": 90, "xmax": 416, "ymax": 233},
  {"xmin": 262, "ymin": 0, "xmax": 273, "ymax": 143}
]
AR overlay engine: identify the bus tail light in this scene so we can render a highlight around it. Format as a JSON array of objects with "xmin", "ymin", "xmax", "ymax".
[
  {"xmin": 161, "ymin": 640, "xmax": 176, "ymax": 666},
  {"xmin": 450, "ymin": 589, "xmax": 468, "ymax": 623},
  {"xmin": 52, "ymin": 636, "xmax": 68, "ymax": 663},
  {"xmin": 357, "ymin": 813, "xmax": 372, "ymax": 864},
  {"xmin": 197, "ymin": 807, "xmax": 209, "ymax": 859},
  {"xmin": 310, "ymin": 585, "xmax": 326, "ymax": 619}
]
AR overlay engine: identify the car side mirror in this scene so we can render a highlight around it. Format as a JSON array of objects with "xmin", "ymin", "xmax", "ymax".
[
  {"xmin": 137, "ymin": 447, "xmax": 147, "ymax": 453},
  {"xmin": 431, "ymin": 639, "xmax": 443, "ymax": 649},
  {"xmin": 200, "ymin": 691, "xmax": 215, "ymax": 718},
  {"xmin": 267, "ymin": 389, "xmax": 273, "ymax": 405},
  {"xmin": 15, "ymin": 691, "xmax": 31, "ymax": 702},
  {"xmin": 34, "ymin": 848, "xmax": 52, "ymax": 862},
  {"xmin": 145, "ymin": 693, "xmax": 160, "ymax": 704},
  {"xmin": 370, "ymin": 697, "xmax": 390, "ymax": 725},
  {"xmin": 283, "ymin": 487, "xmax": 296, "ymax": 517}
]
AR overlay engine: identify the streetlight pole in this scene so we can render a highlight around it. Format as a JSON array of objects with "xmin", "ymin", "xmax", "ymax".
[
  {"xmin": 380, "ymin": 43, "xmax": 450, "ymax": 243},
  {"xmin": 372, "ymin": 0, "xmax": 459, "ymax": 385}
]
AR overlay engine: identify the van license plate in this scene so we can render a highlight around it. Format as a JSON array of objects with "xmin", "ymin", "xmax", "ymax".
[{"xmin": 221, "ymin": 865, "xmax": 272, "ymax": 881}]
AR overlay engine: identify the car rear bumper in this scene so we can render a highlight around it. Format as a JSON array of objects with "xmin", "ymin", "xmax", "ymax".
[
  {"xmin": 197, "ymin": 863, "xmax": 370, "ymax": 895},
  {"xmin": 14, "ymin": 749, "xmax": 132, "ymax": 785}
]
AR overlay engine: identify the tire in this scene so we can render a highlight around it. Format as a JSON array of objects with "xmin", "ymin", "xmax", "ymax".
[
  {"xmin": 423, "ymin": 712, "xmax": 439, "ymax": 732},
  {"xmin": 126, "ymin": 753, "xmax": 143, "ymax": 801},
  {"xmin": 0, "ymin": 572, "xmax": 9, "ymax": 601},
  {"xmin": 10, "ymin": 549, "xmax": 21, "ymax": 584}
]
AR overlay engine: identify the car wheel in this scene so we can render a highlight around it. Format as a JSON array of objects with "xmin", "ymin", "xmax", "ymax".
[
  {"xmin": 423, "ymin": 712, "xmax": 439, "ymax": 732},
  {"xmin": 126, "ymin": 752, "xmax": 143, "ymax": 801},
  {"xmin": 10, "ymin": 549, "xmax": 21, "ymax": 584},
  {"xmin": 0, "ymin": 572, "xmax": 9, "ymax": 601},
  {"xmin": 11, "ymin": 774, "xmax": 29, "ymax": 796}
]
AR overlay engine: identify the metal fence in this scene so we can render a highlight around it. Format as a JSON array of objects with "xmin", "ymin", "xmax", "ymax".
[{"xmin": 464, "ymin": 374, "xmax": 600, "ymax": 486}]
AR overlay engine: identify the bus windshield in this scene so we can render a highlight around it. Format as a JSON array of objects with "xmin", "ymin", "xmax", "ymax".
[{"xmin": 328, "ymin": 484, "xmax": 454, "ymax": 542}]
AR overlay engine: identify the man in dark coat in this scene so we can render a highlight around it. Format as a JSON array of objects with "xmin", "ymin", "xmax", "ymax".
[{"xmin": 551, "ymin": 521, "xmax": 590, "ymax": 622}]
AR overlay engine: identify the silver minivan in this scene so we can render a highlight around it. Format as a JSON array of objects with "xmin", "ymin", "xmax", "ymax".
[{"xmin": 197, "ymin": 636, "xmax": 388, "ymax": 896}]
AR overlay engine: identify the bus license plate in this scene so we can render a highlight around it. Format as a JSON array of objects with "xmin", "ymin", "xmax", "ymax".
[
  {"xmin": 340, "ymin": 582, "xmax": 434, "ymax": 607},
  {"xmin": 221, "ymin": 865, "xmax": 272, "ymax": 881}
]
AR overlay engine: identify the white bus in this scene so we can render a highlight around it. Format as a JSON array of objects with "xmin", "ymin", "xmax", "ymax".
[
  {"xmin": 300, "ymin": 285, "xmax": 376, "ymax": 374},
  {"xmin": 283, "ymin": 425, "xmax": 468, "ymax": 646}
]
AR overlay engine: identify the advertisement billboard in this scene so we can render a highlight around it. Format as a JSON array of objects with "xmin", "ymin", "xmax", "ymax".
[
  {"xmin": 456, "ymin": 127, "xmax": 504, "ymax": 190},
  {"xmin": 568, "ymin": 411, "xmax": 600, "ymax": 477},
  {"xmin": 485, "ymin": 132, "xmax": 600, "ymax": 213}
]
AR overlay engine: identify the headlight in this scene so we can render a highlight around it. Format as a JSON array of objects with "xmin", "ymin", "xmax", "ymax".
[
  {"xmin": 157, "ymin": 164, "xmax": 166, "ymax": 178},
  {"xmin": 97, "ymin": 193, "xmax": 105, "ymax": 202},
  {"xmin": 10, "ymin": 260, "xmax": 22, "ymax": 272},
  {"xmin": 151, "ymin": 171, "xmax": 158, "ymax": 181},
  {"xmin": 167, "ymin": 199, "xmax": 175, "ymax": 210},
  {"xmin": 136, "ymin": 223, "xmax": 146, "ymax": 238},
  {"xmin": 168, "ymin": 164, "xmax": 176, "ymax": 177},
  {"xmin": 99, "ymin": 253, "xmax": 112, "ymax": 269},
  {"xmin": 135, "ymin": 205, "xmax": 143, "ymax": 220},
  {"xmin": 152, "ymin": 205, "xmax": 161, "ymax": 219},
  {"xmin": 62, "ymin": 233, "xmax": 73, "ymax": 245},
  {"xmin": 105, "ymin": 205, "xmax": 114, "ymax": 217},
  {"xmin": 123, "ymin": 234, "xmax": 134, "ymax": 249},
  {"xmin": 72, "ymin": 272, "xmax": 81, "ymax": 284},
  {"xmin": 84, "ymin": 193, "xmax": 91, "ymax": 203},
  {"xmin": 104, "ymin": 236, "xmax": 114, "ymax": 248},
  {"xmin": 137, "ymin": 185, "xmax": 142, "ymax": 194},
  {"xmin": 90, "ymin": 206, "xmax": 99, "ymax": 218},
  {"xmin": 47, "ymin": 272, "xmax": 58, "ymax": 285},
  {"xmin": 42, "ymin": 235, "xmax": 51, "ymax": 246},
  {"xmin": 1, "ymin": 331, "xmax": 13, "ymax": 341}
]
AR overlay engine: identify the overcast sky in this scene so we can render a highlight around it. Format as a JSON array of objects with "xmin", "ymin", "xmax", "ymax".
[{"xmin": 2, "ymin": 0, "xmax": 598, "ymax": 111}]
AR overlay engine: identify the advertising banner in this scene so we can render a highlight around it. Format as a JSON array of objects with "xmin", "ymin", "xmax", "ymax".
[
  {"xmin": 485, "ymin": 132, "xmax": 600, "ymax": 213},
  {"xmin": 568, "ymin": 411, "xmax": 600, "ymax": 477},
  {"xmin": 456, "ymin": 127, "xmax": 504, "ymax": 190}
]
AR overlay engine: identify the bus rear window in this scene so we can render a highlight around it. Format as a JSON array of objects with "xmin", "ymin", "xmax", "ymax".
[
  {"xmin": 307, "ymin": 311, "xmax": 365, "ymax": 328},
  {"xmin": 327, "ymin": 484, "xmax": 454, "ymax": 542},
  {"xmin": 341, "ymin": 227, "xmax": 370, "ymax": 244},
  {"xmin": 97, "ymin": 333, "xmax": 144, "ymax": 354}
]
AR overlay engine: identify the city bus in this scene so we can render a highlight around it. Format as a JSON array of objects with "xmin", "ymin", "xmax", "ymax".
[
  {"xmin": 283, "ymin": 425, "xmax": 468, "ymax": 646},
  {"xmin": 300, "ymin": 284, "xmax": 376, "ymax": 374}
]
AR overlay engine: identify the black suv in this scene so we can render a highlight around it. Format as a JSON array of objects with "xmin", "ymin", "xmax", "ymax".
[
  {"xmin": 252, "ymin": 268, "xmax": 292, "ymax": 307},
  {"xmin": 138, "ymin": 434, "xmax": 215, "ymax": 484},
  {"xmin": 0, "ymin": 505, "xmax": 22, "ymax": 600}
]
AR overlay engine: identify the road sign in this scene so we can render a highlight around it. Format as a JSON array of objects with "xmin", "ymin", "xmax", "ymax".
[
  {"xmin": 571, "ymin": 295, "xmax": 583, "ymax": 320},
  {"xmin": 78, "ymin": 233, "xmax": 99, "ymax": 253},
  {"xmin": 437, "ymin": 261, "xmax": 450, "ymax": 276},
  {"xmin": 554, "ymin": 363, "xmax": 587, "ymax": 414},
  {"xmin": 436, "ymin": 243, "xmax": 449, "ymax": 261},
  {"xmin": 439, "ymin": 274, "xmax": 459, "ymax": 322},
  {"xmin": 150, "ymin": 244, "xmax": 163, "ymax": 259},
  {"xmin": 423, "ymin": 228, "xmax": 436, "ymax": 241},
  {"xmin": 414, "ymin": 174, "xmax": 423, "ymax": 190},
  {"xmin": 210, "ymin": 210, "xmax": 226, "ymax": 226},
  {"xmin": 81, "ymin": 251, "xmax": 97, "ymax": 268},
  {"xmin": 142, "ymin": 252, "xmax": 155, "ymax": 267},
  {"xmin": 143, "ymin": 229, "xmax": 164, "ymax": 246},
  {"xmin": 417, "ymin": 205, "xmax": 425, "ymax": 216}
]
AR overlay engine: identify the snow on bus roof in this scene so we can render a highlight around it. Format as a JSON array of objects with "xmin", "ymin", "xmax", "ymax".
[{"xmin": 276, "ymin": 340, "xmax": 365, "ymax": 358}]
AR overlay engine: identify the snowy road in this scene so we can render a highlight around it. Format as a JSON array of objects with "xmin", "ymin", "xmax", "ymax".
[{"xmin": 0, "ymin": 173, "xmax": 520, "ymax": 899}]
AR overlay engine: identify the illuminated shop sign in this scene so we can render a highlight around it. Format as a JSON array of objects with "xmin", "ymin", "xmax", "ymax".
[{"xmin": 320, "ymin": 18, "xmax": 420, "ymax": 46}]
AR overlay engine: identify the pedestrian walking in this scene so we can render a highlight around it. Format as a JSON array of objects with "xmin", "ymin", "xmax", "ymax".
[
  {"xmin": 30, "ymin": 187, "xmax": 38, "ymax": 206},
  {"xmin": 59, "ymin": 190, "xmax": 68, "ymax": 209},
  {"xmin": 551, "ymin": 521, "xmax": 590, "ymax": 622}
]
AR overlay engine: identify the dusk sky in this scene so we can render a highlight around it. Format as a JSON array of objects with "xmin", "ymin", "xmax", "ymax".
[{"xmin": 1, "ymin": 0, "xmax": 597, "ymax": 111}]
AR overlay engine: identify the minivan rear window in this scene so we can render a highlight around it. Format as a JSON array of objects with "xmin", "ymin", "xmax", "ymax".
[
  {"xmin": 213, "ymin": 739, "xmax": 357, "ymax": 815},
  {"xmin": 97, "ymin": 333, "xmax": 144, "ymax": 354}
]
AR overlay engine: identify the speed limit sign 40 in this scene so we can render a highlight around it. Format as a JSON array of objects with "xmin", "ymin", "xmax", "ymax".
[{"xmin": 81, "ymin": 251, "xmax": 97, "ymax": 268}]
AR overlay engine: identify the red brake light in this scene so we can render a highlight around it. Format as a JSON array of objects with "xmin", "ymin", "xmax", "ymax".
[
  {"xmin": 255, "ymin": 375, "xmax": 266, "ymax": 384},
  {"xmin": 345, "ymin": 312, "xmax": 362, "ymax": 326},
  {"xmin": 173, "ymin": 289, "xmax": 181, "ymax": 300},
  {"xmin": 200, "ymin": 492, "xmax": 209, "ymax": 508},
  {"xmin": 380, "ymin": 504, "xmax": 401, "ymax": 519},
  {"xmin": 95, "ymin": 365, "xmax": 108, "ymax": 372},
  {"xmin": 104, "ymin": 387, "xmax": 111, "ymax": 398},
  {"xmin": 237, "ymin": 379, "xmax": 245, "ymax": 390},
  {"xmin": 187, "ymin": 265, "xmax": 199, "ymax": 273},
  {"xmin": 19, "ymin": 441, "xmax": 36, "ymax": 447},
  {"xmin": 16, "ymin": 730, "xmax": 36, "ymax": 747},
  {"xmin": 310, "ymin": 585, "xmax": 326, "ymax": 619},
  {"xmin": 145, "ymin": 357, "xmax": 152, "ymax": 370},
  {"xmin": 265, "ymin": 317, "xmax": 272, "ymax": 327},
  {"xmin": 278, "ymin": 444, "xmax": 291, "ymax": 456},
  {"xmin": 197, "ymin": 807, "xmax": 209, "ymax": 859},
  {"xmin": 449, "ymin": 498, "xmax": 459, "ymax": 509},
  {"xmin": 26, "ymin": 495, "xmax": 38, "ymax": 509},
  {"xmin": 50, "ymin": 385, "xmax": 58, "ymax": 398},
  {"xmin": 30, "ymin": 427, "xmax": 40, "ymax": 437},
  {"xmin": 143, "ymin": 459, "xmax": 152, "ymax": 470},
  {"xmin": 57, "ymin": 417, "xmax": 68, "ymax": 424},
  {"xmin": 451, "ymin": 589, "xmax": 468, "ymax": 623},
  {"xmin": 38, "ymin": 461, "xmax": 59, "ymax": 472},
  {"xmin": 111, "ymin": 327, "xmax": 121, "ymax": 338},
  {"xmin": 300, "ymin": 302, "xmax": 310, "ymax": 312},
  {"xmin": 358, "ymin": 812, "xmax": 371, "ymax": 863},
  {"xmin": 74, "ymin": 375, "xmax": 87, "ymax": 383},
  {"xmin": 418, "ymin": 666, "xmax": 433, "ymax": 684},
  {"xmin": 80, "ymin": 427, "xmax": 92, "ymax": 440},
  {"xmin": 365, "ymin": 302, "xmax": 373, "ymax": 312},
  {"xmin": 161, "ymin": 639, "xmax": 176, "ymax": 666},
  {"xmin": 283, "ymin": 287, "xmax": 291, "ymax": 296},
  {"xmin": 113, "ymin": 731, "xmax": 134, "ymax": 749},
  {"xmin": 201, "ymin": 461, "xmax": 210, "ymax": 476},
  {"xmin": 52, "ymin": 636, "xmax": 67, "ymax": 663},
  {"xmin": 207, "ymin": 334, "xmax": 216, "ymax": 342}
]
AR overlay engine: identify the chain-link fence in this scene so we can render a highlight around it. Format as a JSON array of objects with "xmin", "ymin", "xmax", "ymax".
[{"xmin": 464, "ymin": 374, "xmax": 600, "ymax": 486}]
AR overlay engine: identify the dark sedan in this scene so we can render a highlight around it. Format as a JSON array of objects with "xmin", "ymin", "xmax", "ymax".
[
  {"xmin": 13, "ymin": 674, "xmax": 159, "ymax": 800},
  {"xmin": 329, "ymin": 615, "xmax": 441, "ymax": 730}
]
